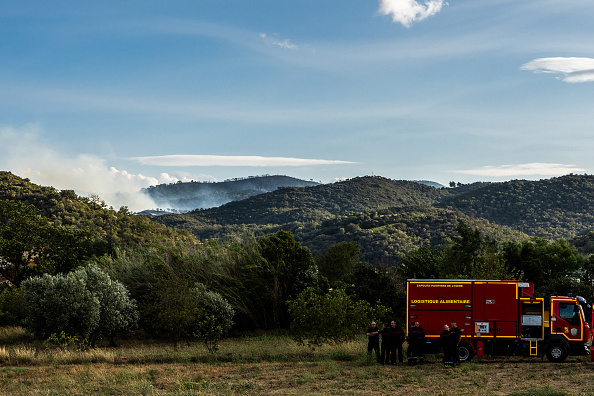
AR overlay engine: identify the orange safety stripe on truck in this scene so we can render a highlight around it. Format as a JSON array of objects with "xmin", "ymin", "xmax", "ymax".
[{"xmin": 550, "ymin": 297, "xmax": 584, "ymax": 342}]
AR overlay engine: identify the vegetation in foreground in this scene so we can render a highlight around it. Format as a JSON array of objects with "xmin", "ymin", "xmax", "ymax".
[{"xmin": 0, "ymin": 330, "xmax": 591, "ymax": 395}]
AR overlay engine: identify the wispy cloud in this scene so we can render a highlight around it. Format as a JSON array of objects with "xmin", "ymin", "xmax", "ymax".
[
  {"xmin": 452, "ymin": 163, "xmax": 585, "ymax": 177},
  {"xmin": 131, "ymin": 154, "xmax": 356, "ymax": 167},
  {"xmin": 260, "ymin": 33, "xmax": 298, "ymax": 50},
  {"xmin": 378, "ymin": 0, "xmax": 448, "ymax": 28},
  {"xmin": 521, "ymin": 57, "xmax": 594, "ymax": 83}
]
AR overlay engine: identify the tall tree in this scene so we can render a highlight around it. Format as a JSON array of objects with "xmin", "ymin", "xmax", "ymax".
[
  {"xmin": 502, "ymin": 238, "xmax": 581, "ymax": 297},
  {"xmin": 315, "ymin": 241, "xmax": 361, "ymax": 284},
  {"xmin": 257, "ymin": 230, "xmax": 317, "ymax": 328}
]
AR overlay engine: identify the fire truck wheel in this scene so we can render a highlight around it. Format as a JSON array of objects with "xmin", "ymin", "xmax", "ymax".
[
  {"xmin": 546, "ymin": 343, "xmax": 568, "ymax": 363},
  {"xmin": 458, "ymin": 342, "xmax": 474, "ymax": 362}
]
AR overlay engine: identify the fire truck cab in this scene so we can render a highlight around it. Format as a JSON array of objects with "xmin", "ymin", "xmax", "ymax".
[{"xmin": 406, "ymin": 279, "xmax": 591, "ymax": 363}]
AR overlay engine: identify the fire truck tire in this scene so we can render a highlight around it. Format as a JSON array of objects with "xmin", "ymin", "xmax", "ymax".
[
  {"xmin": 546, "ymin": 343, "xmax": 568, "ymax": 363},
  {"xmin": 458, "ymin": 341, "xmax": 474, "ymax": 362}
]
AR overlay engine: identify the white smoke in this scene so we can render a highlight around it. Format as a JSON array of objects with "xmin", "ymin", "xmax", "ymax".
[{"xmin": 0, "ymin": 125, "xmax": 185, "ymax": 212}]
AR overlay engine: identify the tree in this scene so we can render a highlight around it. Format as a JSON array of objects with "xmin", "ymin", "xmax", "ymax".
[
  {"xmin": 0, "ymin": 287, "xmax": 27, "ymax": 326},
  {"xmin": 0, "ymin": 200, "xmax": 91, "ymax": 286},
  {"xmin": 257, "ymin": 230, "xmax": 317, "ymax": 328},
  {"xmin": 287, "ymin": 287, "xmax": 387, "ymax": 349},
  {"xmin": 315, "ymin": 241, "xmax": 361, "ymax": 284},
  {"xmin": 141, "ymin": 277, "xmax": 201, "ymax": 348},
  {"xmin": 21, "ymin": 264, "xmax": 138, "ymax": 345},
  {"xmin": 440, "ymin": 222, "xmax": 521, "ymax": 280},
  {"xmin": 502, "ymin": 238, "xmax": 582, "ymax": 297},
  {"xmin": 350, "ymin": 263, "xmax": 401, "ymax": 321},
  {"xmin": 191, "ymin": 283, "xmax": 235, "ymax": 353},
  {"xmin": 399, "ymin": 246, "xmax": 442, "ymax": 279}
]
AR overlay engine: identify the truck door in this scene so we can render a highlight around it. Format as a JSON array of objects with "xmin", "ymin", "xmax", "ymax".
[{"xmin": 551, "ymin": 299, "xmax": 583, "ymax": 341}]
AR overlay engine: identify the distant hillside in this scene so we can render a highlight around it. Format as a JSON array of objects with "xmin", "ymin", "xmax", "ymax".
[
  {"xmin": 154, "ymin": 203, "xmax": 529, "ymax": 267},
  {"xmin": 151, "ymin": 174, "xmax": 594, "ymax": 266},
  {"xmin": 142, "ymin": 175, "xmax": 319, "ymax": 211},
  {"xmin": 156, "ymin": 176, "xmax": 452, "ymax": 227},
  {"xmin": 438, "ymin": 174, "xmax": 594, "ymax": 239},
  {"xmin": 293, "ymin": 206, "xmax": 529, "ymax": 265}
]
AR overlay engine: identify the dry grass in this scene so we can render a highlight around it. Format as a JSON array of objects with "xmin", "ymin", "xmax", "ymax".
[{"xmin": 0, "ymin": 330, "xmax": 592, "ymax": 395}]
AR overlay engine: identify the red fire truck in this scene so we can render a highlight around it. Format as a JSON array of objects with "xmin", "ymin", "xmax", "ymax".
[{"xmin": 406, "ymin": 279, "xmax": 591, "ymax": 362}]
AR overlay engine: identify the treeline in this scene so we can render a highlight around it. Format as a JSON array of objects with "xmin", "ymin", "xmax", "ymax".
[
  {"xmin": 399, "ymin": 222, "xmax": 594, "ymax": 304},
  {"xmin": 0, "ymin": 222, "xmax": 397, "ymax": 347}
]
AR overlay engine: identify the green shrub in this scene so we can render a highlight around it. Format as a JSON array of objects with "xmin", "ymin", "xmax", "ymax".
[{"xmin": 22, "ymin": 264, "xmax": 138, "ymax": 345}]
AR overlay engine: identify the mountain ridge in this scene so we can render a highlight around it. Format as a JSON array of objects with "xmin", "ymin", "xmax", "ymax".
[{"xmin": 142, "ymin": 174, "xmax": 319, "ymax": 212}]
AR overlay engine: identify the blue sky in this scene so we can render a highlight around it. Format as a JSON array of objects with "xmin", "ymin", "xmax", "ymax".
[{"xmin": 2, "ymin": 0, "xmax": 594, "ymax": 210}]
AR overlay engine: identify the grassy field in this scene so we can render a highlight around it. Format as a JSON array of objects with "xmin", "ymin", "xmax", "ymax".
[{"xmin": 0, "ymin": 327, "xmax": 592, "ymax": 395}]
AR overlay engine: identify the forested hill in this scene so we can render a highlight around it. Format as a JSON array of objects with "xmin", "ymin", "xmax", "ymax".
[
  {"xmin": 157, "ymin": 176, "xmax": 452, "ymax": 226},
  {"xmin": 142, "ymin": 175, "xmax": 319, "ymax": 212},
  {"xmin": 0, "ymin": 171, "xmax": 195, "ymax": 254},
  {"xmin": 151, "ymin": 174, "xmax": 594, "ymax": 263},
  {"xmin": 289, "ymin": 206, "xmax": 529, "ymax": 266},
  {"xmin": 438, "ymin": 174, "xmax": 594, "ymax": 239}
]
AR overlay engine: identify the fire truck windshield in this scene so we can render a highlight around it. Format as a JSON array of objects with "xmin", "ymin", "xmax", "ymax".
[{"xmin": 558, "ymin": 302, "xmax": 581, "ymax": 326}]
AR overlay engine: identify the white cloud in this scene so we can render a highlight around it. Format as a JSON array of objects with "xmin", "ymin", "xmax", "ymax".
[
  {"xmin": 453, "ymin": 163, "xmax": 585, "ymax": 177},
  {"xmin": 378, "ymin": 0, "xmax": 447, "ymax": 28},
  {"xmin": 0, "ymin": 125, "xmax": 189, "ymax": 211},
  {"xmin": 521, "ymin": 57, "xmax": 594, "ymax": 83},
  {"xmin": 131, "ymin": 154, "xmax": 356, "ymax": 167},
  {"xmin": 260, "ymin": 33, "xmax": 297, "ymax": 50}
]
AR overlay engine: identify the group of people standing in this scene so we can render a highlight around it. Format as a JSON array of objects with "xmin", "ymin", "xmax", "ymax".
[
  {"xmin": 366, "ymin": 321, "xmax": 425, "ymax": 366},
  {"xmin": 440, "ymin": 321, "xmax": 463, "ymax": 368},
  {"xmin": 367, "ymin": 320, "xmax": 462, "ymax": 367}
]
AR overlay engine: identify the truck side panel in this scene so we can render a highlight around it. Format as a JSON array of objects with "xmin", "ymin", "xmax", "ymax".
[
  {"xmin": 408, "ymin": 281, "xmax": 472, "ymax": 338},
  {"xmin": 472, "ymin": 282, "xmax": 519, "ymax": 321}
]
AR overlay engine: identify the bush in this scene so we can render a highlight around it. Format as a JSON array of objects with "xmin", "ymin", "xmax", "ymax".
[
  {"xmin": 191, "ymin": 283, "xmax": 235, "ymax": 353},
  {"xmin": 287, "ymin": 287, "xmax": 386, "ymax": 349},
  {"xmin": 21, "ymin": 264, "xmax": 138, "ymax": 345}
]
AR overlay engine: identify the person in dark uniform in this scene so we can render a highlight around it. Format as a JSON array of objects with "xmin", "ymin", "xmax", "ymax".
[
  {"xmin": 380, "ymin": 322, "xmax": 393, "ymax": 365},
  {"xmin": 407, "ymin": 321, "xmax": 426, "ymax": 365},
  {"xmin": 440, "ymin": 324, "xmax": 454, "ymax": 368},
  {"xmin": 450, "ymin": 321, "xmax": 463, "ymax": 365},
  {"xmin": 390, "ymin": 320, "xmax": 405, "ymax": 364},
  {"xmin": 366, "ymin": 322, "xmax": 380, "ymax": 362}
]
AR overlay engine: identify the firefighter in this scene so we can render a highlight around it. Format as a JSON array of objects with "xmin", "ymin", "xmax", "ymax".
[
  {"xmin": 391, "ymin": 320, "xmax": 405, "ymax": 364},
  {"xmin": 380, "ymin": 322, "xmax": 393, "ymax": 365},
  {"xmin": 440, "ymin": 324, "xmax": 454, "ymax": 368},
  {"xmin": 366, "ymin": 322, "xmax": 380, "ymax": 362},
  {"xmin": 407, "ymin": 321, "xmax": 425, "ymax": 365},
  {"xmin": 450, "ymin": 321, "xmax": 463, "ymax": 365}
]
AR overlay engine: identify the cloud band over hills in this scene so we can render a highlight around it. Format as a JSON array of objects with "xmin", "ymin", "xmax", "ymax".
[
  {"xmin": 130, "ymin": 155, "xmax": 356, "ymax": 167},
  {"xmin": 453, "ymin": 163, "xmax": 585, "ymax": 178}
]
